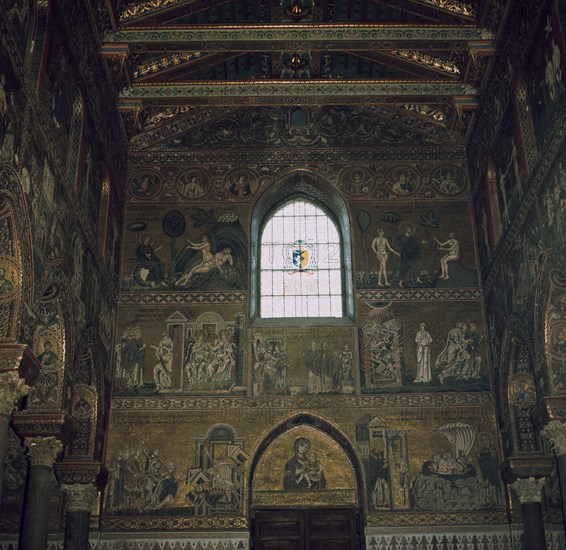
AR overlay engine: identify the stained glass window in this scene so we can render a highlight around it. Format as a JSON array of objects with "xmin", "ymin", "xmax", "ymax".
[{"xmin": 260, "ymin": 199, "xmax": 343, "ymax": 317}]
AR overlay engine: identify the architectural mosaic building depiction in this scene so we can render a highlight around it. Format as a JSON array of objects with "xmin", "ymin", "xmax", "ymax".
[{"xmin": 1, "ymin": 0, "xmax": 566, "ymax": 549}]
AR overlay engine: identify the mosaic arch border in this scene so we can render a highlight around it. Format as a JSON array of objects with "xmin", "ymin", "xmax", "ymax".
[{"xmin": 246, "ymin": 412, "xmax": 367, "ymax": 515}]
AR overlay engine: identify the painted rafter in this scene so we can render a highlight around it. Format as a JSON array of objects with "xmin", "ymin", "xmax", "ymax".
[
  {"xmin": 118, "ymin": 0, "xmax": 230, "ymax": 25},
  {"xmin": 394, "ymin": 0, "xmax": 477, "ymax": 19},
  {"xmin": 118, "ymin": 79, "xmax": 477, "ymax": 108},
  {"xmin": 348, "ymin": 50, "xmax": 461, "ymax": 78},
  {"xmin": 103, "ymin": 24, "xmax": 494, "ymax": 52}
]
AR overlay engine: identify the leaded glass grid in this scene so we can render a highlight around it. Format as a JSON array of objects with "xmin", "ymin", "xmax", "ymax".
[{"xmin": 260, "ymin": 199, "xmax": 343, "ymax": 318}]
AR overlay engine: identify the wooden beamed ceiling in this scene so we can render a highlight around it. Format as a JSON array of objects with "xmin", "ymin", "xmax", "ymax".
[{"xmin": 96, "ymin": 0, "xmax": 495, "ymax": 142}]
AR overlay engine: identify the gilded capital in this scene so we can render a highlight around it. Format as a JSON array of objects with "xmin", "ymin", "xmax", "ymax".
[
  {"xmin": 0, "ymin": 371, "xmax": 30, "ymax": 416},
  {"xmin": 24, "ymin": 436, "xmax": 63, "ymax": 466},
  {"xmin": 510, "ymin": 477, "xmax": 546, "ymax": 504},
  {"xmin": 541, "ymin": 420, "xmax": 566, "ymax": 457},
  {"xmin": 60, "ymin": 483, "xmax": 98, "ymax": 513}
]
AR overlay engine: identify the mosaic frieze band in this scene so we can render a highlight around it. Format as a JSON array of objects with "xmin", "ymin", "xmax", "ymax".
[
  {"xmin": 111, "ymin": 392, "xmax": 494, "ymax": 410},
  {"xmin": 105, "ymin": 25, "xmax": 493, "ymax": 46}
]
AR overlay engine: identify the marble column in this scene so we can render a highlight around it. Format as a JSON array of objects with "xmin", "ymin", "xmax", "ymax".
[
  {"xmin": 541, "ymin": 419, "xmax": 566, "ymax": 529},
  {"xmin": 60, "ymin": 483, "xmax": 98, "ymax": 550},
  {"xmin": 0, "ymin": 371, "xmax": 30, "ymax": 506},
  {"xmin": 510, "ymin": 477, "xmax": 547, "ymax": 550},
  {"xmin": 19, "ymin": 436, "xmax": 63, "ymax": 550}
]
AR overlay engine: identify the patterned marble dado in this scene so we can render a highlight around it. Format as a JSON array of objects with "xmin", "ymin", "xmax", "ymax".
[
  {"xmin": 365, "ymin": 525, "xmax": 565, "ymax": 550},
  {"xmin": 1, "ymin": 526, "xmax": 564, "ymax": 550}
]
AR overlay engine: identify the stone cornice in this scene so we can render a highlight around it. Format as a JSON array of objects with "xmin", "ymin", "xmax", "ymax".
[
  {"xmin": 11, "ymin": 410, "xmax": 78, "ymax": 446},
  {"xmin": 499, "ymin": 456, "xmax": 554, "ymax": 485},
  {"xmin": 55, "ymin": 461, "xmax": 108, "ymax": 488}
]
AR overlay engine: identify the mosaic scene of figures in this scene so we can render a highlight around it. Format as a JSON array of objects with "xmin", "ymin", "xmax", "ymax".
[
  {"xmin": 122, "ymin": 191, "xmax": 477, "ymax": 293},
  {"xmin": 103, "ymin": 408, "xmax": 502, "ymax": 518},
  {"xmin": 114, "ymin": 300, "xmax": 488, "ymax": 397}
]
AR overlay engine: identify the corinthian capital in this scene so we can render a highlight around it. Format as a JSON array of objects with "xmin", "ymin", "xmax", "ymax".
[
  {"xmin": 24, "ymin": 436, "xmax": 63, "ymax": 466},
  {"xmin": 541, "ymin": 420, "xmax": 566, "ymax": 457},
  {"xmin": 60, "ymin": 483, "xmax": 98, "ymax": 513},
  {"xmin": 510, "ymin": 477, "xmax": 546, "ymax": 504},
  {"xmin": 0, "ymin": 371, "xmax": 30, "ymax": 416}
]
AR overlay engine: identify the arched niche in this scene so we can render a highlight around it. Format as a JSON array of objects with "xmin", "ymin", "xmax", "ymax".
[
  {"xmin": 249, "ymin": 170, "xmax": 354, "ymax": 322},
  {"xmin": 534, "ymin": 249, "xmax": 566, "ymax": 395},
  {"xmin": 248, "ymin": 413, "xmax": 365, "ymax": 512}
]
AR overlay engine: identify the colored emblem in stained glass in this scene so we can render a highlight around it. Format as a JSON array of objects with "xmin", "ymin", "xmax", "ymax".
[{"xmin": 285, "ymin": 240, "xmax": 316, "ymax": 273}]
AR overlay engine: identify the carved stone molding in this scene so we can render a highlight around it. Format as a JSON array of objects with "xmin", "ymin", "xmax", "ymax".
[
  {"xmin": 11, "ymin": 409, "xmax": 78, "ymax": 445},
  {"xmin": 24, "ymin": 436, "xmax": 63, "ymax": 467},
  {"xmin": 541, "ymin": 420, "xmax": 566, "ymax": 457},
  {"xmin": 500, "ymin": 456, "xmax": 554, "ymax": 483},
  {"xmin": 0, "ymin": 371, "xmax": 30, "ymax": 416},
  {"xmin": 55, "ymin": 461, "xmax": 107, "ymax": 486},
  {"xmin": 510, "ymin": 477, "xmax": 546, "ymax": 504},
  {"xmin": 60, "ymin": 483, "xmax": 98, "ymax": 513}
]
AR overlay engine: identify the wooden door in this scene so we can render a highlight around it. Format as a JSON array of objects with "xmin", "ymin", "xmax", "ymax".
[{"xmin": 253, "ymin": 509, "xmax": 360, "ymax": 550}]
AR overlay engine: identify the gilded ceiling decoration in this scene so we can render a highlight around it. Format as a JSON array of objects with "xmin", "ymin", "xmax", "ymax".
[{"xmin": 91, "ymin": 0, "xmax": 501, "ymax": 146}]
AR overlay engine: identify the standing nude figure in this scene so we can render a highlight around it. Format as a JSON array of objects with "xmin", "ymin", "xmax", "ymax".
[
  {"xmin": 371, "ymin": 229, "xmax": 399, "ymax": 286},
  {"xmin": 434, "ymin": 232, "xmax": 459, "ymax": 280}
]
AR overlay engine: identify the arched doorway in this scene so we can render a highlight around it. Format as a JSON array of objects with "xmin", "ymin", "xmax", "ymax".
[{"xmin": 248, "ymin": 414, "xmax": 365, "ymax": 549}]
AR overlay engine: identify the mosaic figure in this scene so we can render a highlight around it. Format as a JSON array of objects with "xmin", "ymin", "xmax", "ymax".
[
  {"xmin": 434, "ymin": 232, "xmax": 459, "ymax": 280},
  {"xmin": 283, "ymin": 437, "xmax": 326, "ymax": 491},
  {"xmin": 372, "ymin": 229, "xmax": 399, "ymax": 286},
  {"xmin": 414, "ymin": 323, "xmax": 433, "ymax": 383}
]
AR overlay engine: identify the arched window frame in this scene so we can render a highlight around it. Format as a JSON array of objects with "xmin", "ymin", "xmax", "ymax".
[{"xmin": 250, "ymin": 172, "xmax": 355, "ymax": 323}]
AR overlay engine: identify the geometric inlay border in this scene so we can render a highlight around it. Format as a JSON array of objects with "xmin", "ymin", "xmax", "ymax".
[{"xmin": 110, "ymin": 392, "xmax": 495, "ymax": 410}]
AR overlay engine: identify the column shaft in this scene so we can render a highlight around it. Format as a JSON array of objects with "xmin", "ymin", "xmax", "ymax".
[
  {"xmin": 520, "ymin": 501, "xmax": 547, "ymax": 550},
  {"xmin": 0, "ymin": 413, "xmax": 10, "ymax": 507},
  {"xmin": 556, "ymin": 453, "xmax": 566, "ymax": 530},
  {"xmin": 63, "ymin": 510, "xmax": 91, "ymax": 550},
  {"xmin": 19, "ymin": 464, "xmax": 54, "ymax": 550}
]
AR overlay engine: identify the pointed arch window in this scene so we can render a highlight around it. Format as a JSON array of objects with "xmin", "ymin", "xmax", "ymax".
[
  {"xmin": 260, "ymin": 199, "xmax": 343, "ymax": 317},
  {"xmin": 251, "ymin": 173, "xmax": 354, "ymax": 321}
]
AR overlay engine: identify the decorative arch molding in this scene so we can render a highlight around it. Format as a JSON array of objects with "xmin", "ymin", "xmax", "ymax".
[
  {"xmin": 0, "ymin": 166, "xmax": 34, "ymax": 341},
  {"xmin": 247, "ymin": 412, "xmax": 366, "ymax": 513},
  {"xmin": 28, "ymin": 0, "xmax": 52, "ymax": 96},
  {"xmin": 534, "ymin": 249, "xmax": 566, "ymax": 395},
  {"xmin": 498, "ymin": 315, "xmax": 540, "ymax": 458},
  {"xmin": 66, "ymin": 327, "xmax": 105, "ymax": 460},
  {"xmin": 514, "ymin": 74, "xmax": 539, "ymax": 176},
  {"xmin": 250, "ymin": 169, "xmax": 354, "ymax": 321},
  {"xmin": 66, "ymin": 87, "xmax": 87, "ymax": 191},
  {"xmin": 28, "ymin": 261, "xmax": 74, "ymax": 409}
]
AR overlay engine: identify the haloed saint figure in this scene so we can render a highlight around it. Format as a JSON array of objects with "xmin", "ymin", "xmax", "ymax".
[{"xmin": 283, "ymin": 437, "xmax": 326, "ymax": 491}]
